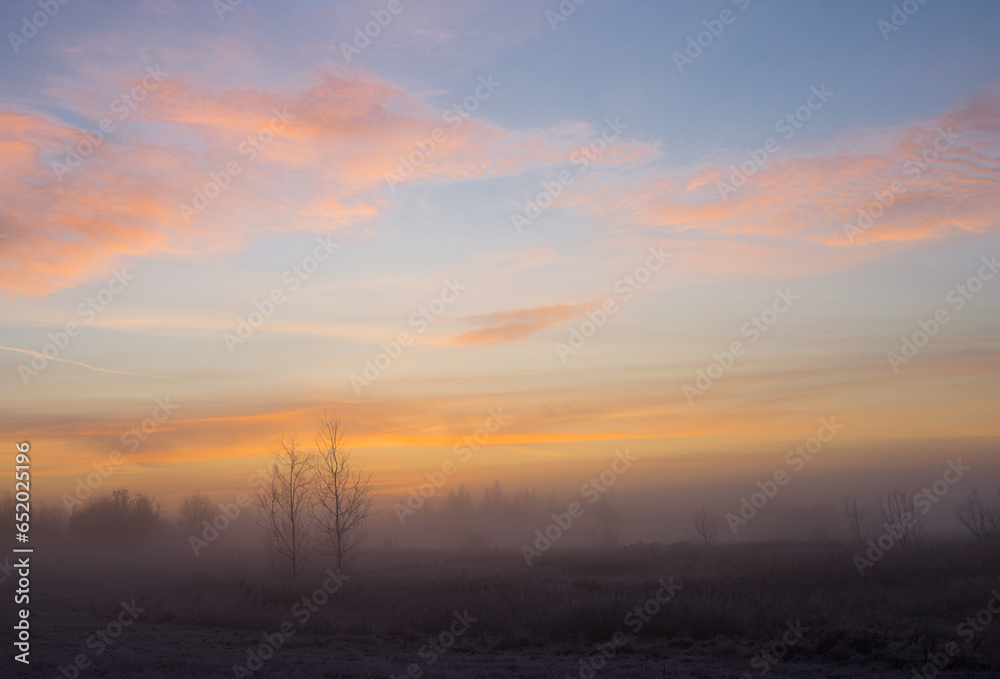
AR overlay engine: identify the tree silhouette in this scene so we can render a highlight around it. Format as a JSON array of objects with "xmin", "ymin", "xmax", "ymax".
[
  {"xmin": 954, "ymin": 488, "xmax": 999, "ymax": 543},
  {"xmin": 691, "ymin": 505, "xmax": 719, "ymax": 547},
  {"xmin": 840, "ymin": 492, "xmax": 867, "ymax": 545},
  {"xmin": 255, "ymin": 434, "xmax": 313, "ymax": 578},
  {"xmin": 179, "ymin": 492, "xmax": 215, "ymax": 536},
  {"xmin": 310, "ymin": 412, "xmax": 374, "ymax": 569}
]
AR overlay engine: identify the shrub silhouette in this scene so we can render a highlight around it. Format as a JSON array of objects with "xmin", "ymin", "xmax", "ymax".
[{"xmin": 68, "ymin": 489, "xmax": 162, "ymax": 546}]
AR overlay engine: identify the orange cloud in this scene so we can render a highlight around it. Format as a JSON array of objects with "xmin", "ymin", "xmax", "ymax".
[
  {"xmin": 449, "ymin": 301, "xmax": 599, "ymax": 345},
  {"xmin": 0, "ymin": 71, "xmax": 656, "ymax": 297},
  {"xmin": 564, "ymin": 93, "xmax": 1000, "ymax": 250}
]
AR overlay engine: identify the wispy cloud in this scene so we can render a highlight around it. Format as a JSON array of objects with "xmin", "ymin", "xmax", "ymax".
[
  {"xmin": 561, "ymin": 93, "xmax": 1000, "ymax": 252},
  {"xmin": 0, "ymin": 344, "xmax": 177, "ymax": 380},
  {"xmin": 449, "ymin": 301, "xmax": 599, "ymax": 345},
  {"xmin": 0, "ymin": 71, "xmax": 655, "ymax": 297}
]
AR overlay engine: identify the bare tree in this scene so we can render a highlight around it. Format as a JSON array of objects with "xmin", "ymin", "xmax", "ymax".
[
  {"xmin": 691, "ymin": 505, "xmax": 719, "ymax": 547},
  {"xmin": 811, "ymin": 518, "xmax": 833, "ymax": 546},
  {"xmin": 310, "ymin": 413, "xmax": 374, "ymax": 569},
  {"xmin": 590, "ymin": 494, "xmax": 622, "ymax": 549},
  {"xmin": 879, "ymin": 487, "xmax": 922, "ymax": 549},
  {"xmin": 255, "ymin": 434, "xmax": 313, "ymax": 578},
  {"xmin": 480, "ymin": 480, "xmax": 510, "ymax": 517},
  {"xmin": 35, "ymin": 502, "xmax": 68, "ymax": 541},
  {"xmin": 840, "ymin": 492, "xmax": 867, "ymax": 545},
  {"xmin": 179, "ymin": 492, "xmax": 215, "ymax": 536},
  {"xmin": 955, "ymin": 488, "xmax": 999, "ymax": 543}
]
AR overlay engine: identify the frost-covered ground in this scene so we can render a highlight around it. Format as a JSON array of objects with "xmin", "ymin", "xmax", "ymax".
[{"xmin": 9, "ymin": 542, "xmax": 1000, "ymax": 678}]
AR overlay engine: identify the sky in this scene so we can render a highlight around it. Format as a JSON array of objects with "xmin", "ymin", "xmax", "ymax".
[{"xmin": 1, "ymin": 0, "xmax": 998, "ymax": 520}]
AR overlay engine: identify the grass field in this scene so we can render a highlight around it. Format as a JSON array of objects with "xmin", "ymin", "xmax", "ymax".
[{"xmin": 7, "ymin": 539, "xmax": 1000, "ymax": 678}]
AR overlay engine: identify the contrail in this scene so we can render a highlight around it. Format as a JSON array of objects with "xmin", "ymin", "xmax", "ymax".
[{"xmin": 0, "ymin": 344, "xmax": 176, "ymax": 380}]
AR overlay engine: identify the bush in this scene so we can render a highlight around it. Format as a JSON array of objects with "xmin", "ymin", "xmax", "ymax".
[{"xmin": 68, "ymin": 489, "xmax": 163, "ymax": 546}]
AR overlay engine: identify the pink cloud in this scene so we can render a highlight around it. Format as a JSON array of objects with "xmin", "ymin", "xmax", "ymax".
[
  {"xmin": 450, "ymin": 301, "xmax": 600, "ymax": 345},
  {"xmin": 0, "ymin": 70, "xmax": 656, "ymax": 297},
  {"xmin": 563, "ymin": 93, "xmax": 1000, "ymax": 249}
]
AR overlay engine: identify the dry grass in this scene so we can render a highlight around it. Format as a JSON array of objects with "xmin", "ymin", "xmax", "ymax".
[{"xmin": 24, "ymin": 539, "xmax": 1000, "ymax": 677}]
